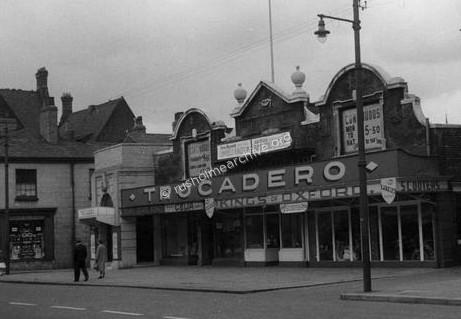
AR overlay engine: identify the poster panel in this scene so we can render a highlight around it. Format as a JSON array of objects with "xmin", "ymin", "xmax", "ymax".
[
  {"xmin": 217, "ymin": 140, "xmax": 252, "ymax": 160},
  {"xmin": 187, "ymin": 139, "xmax": 211, "ymax": 177},
  {"xmin": 342, "ymin": 103, "xmax": 384, "ymax": 153}
]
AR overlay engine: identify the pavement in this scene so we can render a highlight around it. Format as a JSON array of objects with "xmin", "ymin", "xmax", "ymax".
[
  {"xmin": 0, "ymin": 264, "xmax": 437, "ymax": 292},
  {"xmin": 2, "ymin": 265, "xmax": 461, "ymax": 306},
  {"xmin": 341, "ymin": 266, "xmax": 461, "ymax": 306}
]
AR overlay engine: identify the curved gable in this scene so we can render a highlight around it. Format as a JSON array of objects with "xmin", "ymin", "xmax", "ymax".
[
  {"xmin": 171, "ymin": 108, "xmax": 213, "ymax": 140},
  {"xmin": 315, "ymin": 63, "xmax": 407, "ymax": 106}
]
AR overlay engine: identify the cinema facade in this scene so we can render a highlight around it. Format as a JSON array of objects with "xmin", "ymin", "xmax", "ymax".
[{"xmin": 120, "ymin": 64, "xmax": 461, "ymax": 267}]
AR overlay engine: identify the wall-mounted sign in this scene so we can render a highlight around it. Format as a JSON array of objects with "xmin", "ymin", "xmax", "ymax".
[
  {"xmin": 164, "ymin": 201, "xmax": 204, "ymax": 213},
  {"xmin": 90, "ymin": 233, "xmax": 96, "ymax": 259},
  {"xmin": 187, "ymin": 139, "xmax": 211, "ymax": 177},
  {"xmin": 280, "ymin": 202, "xmax": 309, "ymax": 214},
  {"xmin": 112, "ymin": 232, "xmax": 118, "ymax": 260},
  {"xmin": 122, "ymin": 150, "xmax": 448, "ymax": 209},
  {"xmin": 217, "ymin": 132, "xmax": 292, "ymax": 160},
  {"xmin": 252, "ymin": 132, "xmax": 292, "ymax": 154},
  {"xmin": 398, "ymin": 179, "xmax": 446, "ymax": 193},
  {"xmin": 217, "ymin": 139, "xmax": 252, "ymax": 161},
  {"xmin": 342, "ymin": 103, "xmax": 384, "ymax": 153}
]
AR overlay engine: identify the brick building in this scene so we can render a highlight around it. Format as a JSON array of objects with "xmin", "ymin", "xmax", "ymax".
[
  {"xmin": 121, "ymin": 63, "xmax": 461, "ymax": 267},
  {"xmin": 0, "ymin": 67, "xmax": 137, "ymax": 270}
]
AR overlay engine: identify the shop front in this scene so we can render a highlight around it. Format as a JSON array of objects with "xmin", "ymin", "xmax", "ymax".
[
  {"xmin": 309, "ymin": 200, "xmax": 436, "ymax": 265},
  {"xmin": 157, "ymin": 204, "xmax": 244, "ymax": 266},
  {"xmin": 0, "ymin": 209, "xmax": 56, "ymax": 270},
  {"xmin": 77, "ymin": 206, "xmax": 120, "ymax": 267},
  {"xmin": 122, "ymin": 149, "xmax": 448, "ymax": 267}
]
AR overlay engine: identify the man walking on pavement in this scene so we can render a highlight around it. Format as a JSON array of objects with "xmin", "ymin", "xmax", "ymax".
[{"xmin": 73, "ymin": 240, "xmax": 89, "ymax": 282}]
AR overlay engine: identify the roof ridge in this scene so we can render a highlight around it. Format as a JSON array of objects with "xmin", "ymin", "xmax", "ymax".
[{"xmin": 0, "ymin": 88, "xmax": 37, "ymax": 93}]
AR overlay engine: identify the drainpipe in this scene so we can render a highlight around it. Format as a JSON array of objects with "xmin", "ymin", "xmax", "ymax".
[
  {"xmin": 71, "ymin": 163, "xmax": 76, "ymax": 258},
  {"xmin": 425, "ymin": 118, "xmax": 431, "ymax": 156}
]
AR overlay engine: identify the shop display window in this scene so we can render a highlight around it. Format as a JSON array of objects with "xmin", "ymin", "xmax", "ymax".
[
  {"xmin": 245, "ymin": 215, "xmax": 263, "ymax": 249},
  {"xmin": 350, "ymin": 208, "xmax": 362, "ymax": 261},
  {"xmin": 400, "ymin": 205, "xmax": 419, "ymax": 260},
  {"xmin": 281, "ymin": 213, "xmax": 302, "ymax": 248},
  {"xmin": 315, "ymin": 203, "xmax": 432, "ymax": 263},
  {"xmin": 381, "ymin": 206, "xmax": 399, "ymax": 260},
  {"xmin": 317, "ymin": 212, "xmax": 333, "ymax": 260},
  {"xmin": 265, "ymin": 213, "xmax": 280, "ymax": 248},
  {"xmin": 421, "ymin": 205, "xmax": 435, "ymax": 260},
  {"xmin": 10, "ymin": 220, "xmax": 45, "ymax": 260},
  {"xmin": 334, "ymin": 210, "xmax": 351, "ymax": 261},
  {"xmin": 368, "ymin": 207, "xmax": 381, "ymax": 260}
]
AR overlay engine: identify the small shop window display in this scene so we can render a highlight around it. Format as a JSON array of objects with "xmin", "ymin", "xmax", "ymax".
[{"xmin": 9, "ymin": 221, "xmax": 45, "ymax": 261}]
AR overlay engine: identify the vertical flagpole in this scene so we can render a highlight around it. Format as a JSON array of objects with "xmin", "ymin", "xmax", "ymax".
[{"xmin": 268, "ymin": 0, "xmax": 275, "ymax": 82}]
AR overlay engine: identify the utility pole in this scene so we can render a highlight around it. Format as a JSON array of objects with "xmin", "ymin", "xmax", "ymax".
[
  {"xmin": 316, "ymin": 0, "xmax": 371, "ymax": 292},
  {"xmin": 268, "ymin": 0, "xmax": 275, "ymax": 82},
  {"xmin": 2, "ymin": 126, "xmax": 10, "ymax": 275}
]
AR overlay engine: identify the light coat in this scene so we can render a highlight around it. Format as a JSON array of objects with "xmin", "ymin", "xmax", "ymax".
[{"xmin": 95, "ymin": 244, "xmax": 107, "ymax": 271}]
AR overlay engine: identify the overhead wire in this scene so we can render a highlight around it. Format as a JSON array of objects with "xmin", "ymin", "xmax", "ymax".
[{"xmin": 107, "ymin": 4, "xmax": 353, "ymax": 101}]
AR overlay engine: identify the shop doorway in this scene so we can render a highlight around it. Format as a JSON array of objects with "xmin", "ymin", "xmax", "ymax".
[
  {"xmin": 136, "ymin": 215, "xmax": 154, "ymax": 263},
  {"xmin": 213, "ymin": 211, "xmax": 243, "ymax": 265},
  {"xmin": 93, "ymin": 224, "xmax": 113, "ymax": 262}
]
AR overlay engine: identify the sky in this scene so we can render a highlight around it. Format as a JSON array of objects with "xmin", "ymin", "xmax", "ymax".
[{"xmin": 0, "ymin": 0, "xmax": 460, "ymax": 133}]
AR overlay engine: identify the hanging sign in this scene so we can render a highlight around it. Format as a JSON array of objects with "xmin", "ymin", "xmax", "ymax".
[{"xmin": 381, "ymin": 177, "xmax": 397, "ymax": 204}]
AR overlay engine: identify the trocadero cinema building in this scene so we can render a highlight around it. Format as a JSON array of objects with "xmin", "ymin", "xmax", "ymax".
[{"xmin": 120, "ymin": 64, "xmax": 461, "ymax": 268}]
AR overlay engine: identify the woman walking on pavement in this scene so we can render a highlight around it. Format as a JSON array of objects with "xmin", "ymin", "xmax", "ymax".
[{"xmin": 95, "ymin": 239, "xmax": 107, "ymax": 279}]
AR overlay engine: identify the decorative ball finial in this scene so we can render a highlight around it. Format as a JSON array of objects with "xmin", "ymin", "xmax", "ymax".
[
  {"xmin": 291, "ymin": 66, "xmax": 306, "ymax": 88},
  {"xmin": 233, "ymin": 83, "xmax": 247, "ymax": 104}
]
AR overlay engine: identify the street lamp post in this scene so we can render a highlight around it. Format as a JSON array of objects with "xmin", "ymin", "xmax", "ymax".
[
  {"xmin": 1, "ymin": 125, "xmax": 10, "ymax": 275},
  {"xmin": 315, "ymin": 0, "xmax": 371, "ymax": 292}
]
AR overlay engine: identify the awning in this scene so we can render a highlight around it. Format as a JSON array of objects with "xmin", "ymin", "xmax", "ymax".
[{"xmin": 78, "ymin": 207, "xmax": 118, "ymax": 226}]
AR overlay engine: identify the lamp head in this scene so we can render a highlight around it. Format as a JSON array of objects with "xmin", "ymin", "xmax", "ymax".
[{"xmin": 314, "ymin": 17, "xmax": 330, "ymax": 43}]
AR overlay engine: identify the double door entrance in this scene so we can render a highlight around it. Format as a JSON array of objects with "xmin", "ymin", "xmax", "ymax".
[{"xmin": 159, "ymin": 211, "xmax": 243, "ymax": 265}]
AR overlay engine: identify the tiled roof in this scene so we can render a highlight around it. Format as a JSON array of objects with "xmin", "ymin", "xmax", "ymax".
[
  {"xmin": 0, "ymin": 89, "xmax": 42, "ymax": 134},
  {"xmin": 0, "ymin": 128, "xmax": 110, "ymax": 160},
  {"xmin": 0, "ymin": 89, "xmax": 117, "ymax": 160},
  {"xmin": 62, "ymin": 97, "xmax": 129, "ymax": 142}
]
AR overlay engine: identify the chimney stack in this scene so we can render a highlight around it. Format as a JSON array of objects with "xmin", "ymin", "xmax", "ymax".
[
  {"xmin": 40, "ymin": 98, "xmax": 58, "ymax": 144},
  {"xmin": 60, "ymin": 92, "xmax": 73, "ymax": 125},
  {"xmin": 35, "ymin": 67, "xmax": 58, "ymax": 144},
  {"xmin": 35, "ymin": 67, "xmax": 49, "ymax": 106},
  {"xmin": 131, "ymin": 116, "xmax": 146, "ymax": 134}
]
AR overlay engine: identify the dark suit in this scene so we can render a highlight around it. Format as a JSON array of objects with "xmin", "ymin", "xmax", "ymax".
[{"xmin": 73, "ymin": 243, "xmax": 89, "ymax": 281}]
